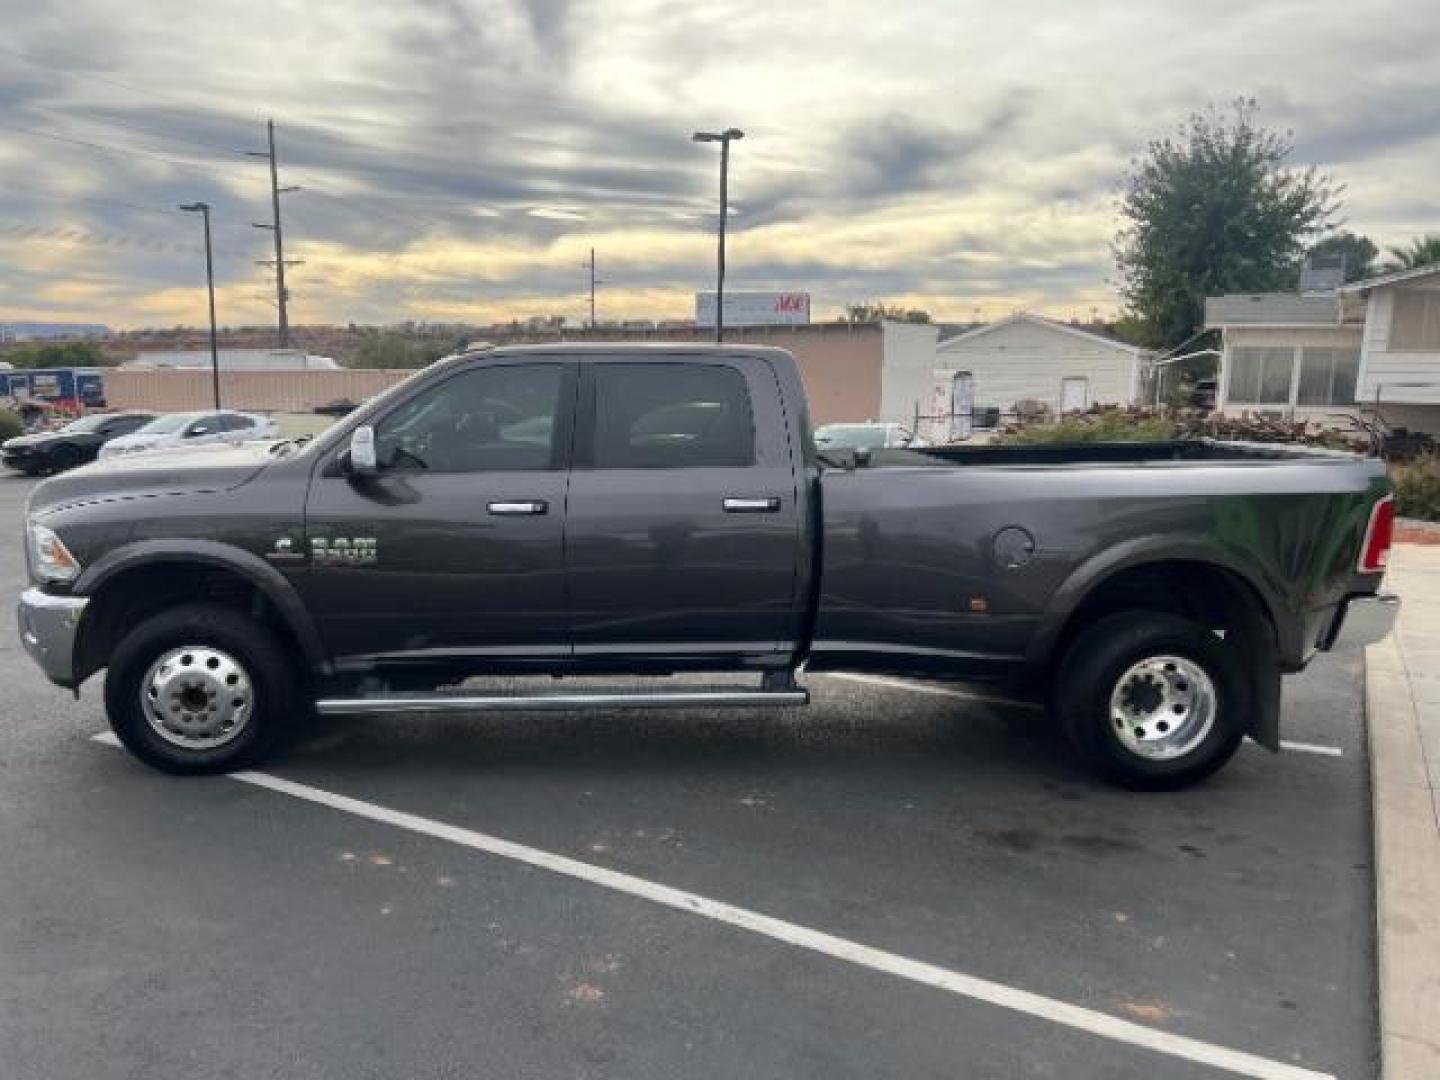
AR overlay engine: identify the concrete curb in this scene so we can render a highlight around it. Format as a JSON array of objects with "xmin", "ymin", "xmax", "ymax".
[{"xmin": 1364, "ymin": 633, "xmax": 1440, "ymax": 1079}]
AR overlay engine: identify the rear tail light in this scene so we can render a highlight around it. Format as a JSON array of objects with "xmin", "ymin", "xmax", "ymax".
[{"xmin": 1359, "ymin": 494, "xmax": 1396, "ymax": 573}]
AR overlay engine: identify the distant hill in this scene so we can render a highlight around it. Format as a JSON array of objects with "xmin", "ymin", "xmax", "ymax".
[{"xmin": 0, "ymin": 322, "xmax": 110, "ymax": 342}]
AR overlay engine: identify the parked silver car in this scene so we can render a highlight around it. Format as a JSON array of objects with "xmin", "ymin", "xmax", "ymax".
[{"xmin": 98, "ymin": 410, "xmax": 280, "ymax": 460}]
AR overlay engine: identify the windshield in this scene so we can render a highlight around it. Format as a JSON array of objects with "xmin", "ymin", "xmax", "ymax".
[
  {"xmin": 56, "ymin": 415, "xmax": 111, "ymax": 434},
  {"xmin": 133, "ymin": 413, "xmax": 202, "ymax": 435},
  {"xmin": 815, "ymin": 424, "xmax": 892, "ymax": 450}
]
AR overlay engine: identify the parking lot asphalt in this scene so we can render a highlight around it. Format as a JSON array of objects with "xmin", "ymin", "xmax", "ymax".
[{"xmin": 0, "ymin": 473, "xmax": 1378, "ymax": 1079}]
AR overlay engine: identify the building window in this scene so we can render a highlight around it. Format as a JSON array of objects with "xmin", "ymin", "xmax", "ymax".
[
  {"xmin": 1390, "ymin": 290, "xmax": 1440, "ymax": 351},
  {"xmin": 1296, "ymin": 348, "xmax": 1361, "ymax": 407},
  {"xmin": 1227, "ymin": 347, "xmax": 1294, "ymax": 405}
]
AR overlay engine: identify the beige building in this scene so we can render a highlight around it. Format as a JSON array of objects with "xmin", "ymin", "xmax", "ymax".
[{"xmin": 1206, "ymin": 263, "xmax": 1440, "ymax": 431}]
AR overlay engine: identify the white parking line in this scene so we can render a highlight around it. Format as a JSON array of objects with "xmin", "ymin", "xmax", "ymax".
[
  {"xmin": 1278, "ymin": 740, "xmax": 1344, "ymax": 758},
  {"xmin": 824, "ymin": 675, "xmax": 1345, "ymax": 757},
  {"xmin": 91, "ymin": 732, "xmax": 1329, "ymax": 1079},
  {"xmin": 823, "ymin": 672, "xmax": 1043, "ymax": 711}
]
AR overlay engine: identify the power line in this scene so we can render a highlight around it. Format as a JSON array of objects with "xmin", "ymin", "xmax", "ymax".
[
  {"xmin": 0, "ymin": 182, "xmax": 181, "ymax": 219},
  {"xmin": 0, "ymin": 41, "xmax": 213, "ymax": 112},
  {"xmin": 28, "ymin": 105, "xmax": 251, "ymax": 159},
  {"xmin": 0, "ymin": 219, "xmax": 199, "ymax": 254},
  {"xmin": 0, "ymin": 120, "xmax": 264, "ymax": 185}
]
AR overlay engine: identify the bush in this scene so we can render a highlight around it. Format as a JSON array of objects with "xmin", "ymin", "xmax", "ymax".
[
  {"xmin": 0, "ymin": 409, "xmax": 21, "ymax": 441},
  {"xmin": 997, "ymin": 405, "xmax": 1372, "ymax": 452},
  {"xmin": 1391, "ymin": 454, "xmax": 1440, "ymax": 522},
  {"xmin": 1000, "ymin": 411, "xmax": 1179, "ymax": 444}
]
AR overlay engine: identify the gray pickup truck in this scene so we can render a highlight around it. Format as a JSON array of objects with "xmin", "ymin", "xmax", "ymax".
[{"xmin": 17, "ymin": 344, "xmax": 1399, "ymax": 788}]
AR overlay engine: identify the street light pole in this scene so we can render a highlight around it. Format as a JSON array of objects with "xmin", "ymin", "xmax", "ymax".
[
  {"xmin": 692, "ymin": 128, "xmax": 744, "ymax": 343},
  {"xmin": 179, "ymin": 202, "xmax": 221, "ymax": 408}
]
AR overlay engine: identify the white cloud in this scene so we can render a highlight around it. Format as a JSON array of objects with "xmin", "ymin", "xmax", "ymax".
[{"xmin": 0, "ymin": 0, "xmax": 1435, "ymax": 328}]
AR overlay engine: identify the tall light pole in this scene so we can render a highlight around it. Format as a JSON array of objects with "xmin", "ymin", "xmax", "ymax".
[
  {"xmin": 179, "ymin": 202, "xmax": 222, "ymax": 408},
  {"xmin": 692, "ymin": 128, "xmax": 743, "ymax": 342}
]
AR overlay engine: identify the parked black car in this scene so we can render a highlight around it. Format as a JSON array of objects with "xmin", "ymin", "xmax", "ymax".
[
  {"xmin": 313, "ymin": 398, "xmax": 359, "ymax": 417},
  {"xmin": 2, "ymin": 412, "xmax": 155, "ymax": 475}
]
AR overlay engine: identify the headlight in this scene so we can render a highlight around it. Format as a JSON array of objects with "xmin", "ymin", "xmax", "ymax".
[{"xmin": 27, "ymin": 520, "xmax": 81, "ymax": 582}]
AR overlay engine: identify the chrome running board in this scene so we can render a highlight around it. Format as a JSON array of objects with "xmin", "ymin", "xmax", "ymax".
[{"xmin": 315, "ymin": 685, "xmax": 809, "ymax": 716}]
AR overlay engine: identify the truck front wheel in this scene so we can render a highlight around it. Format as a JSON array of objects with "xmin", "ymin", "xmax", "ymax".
[
  {"xmin": 104, "ymin": 604, "xmax": 298, "ymax": 775},
  {"xmin": 1052, "ymin": 611, "xmax": 1248, "ymax": 790}
]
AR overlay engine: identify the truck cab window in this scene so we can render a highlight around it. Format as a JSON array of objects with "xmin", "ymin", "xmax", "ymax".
[
  {"xmin": 591, "ymin": 363, "xmax": 754, "ymax": 468},
  {"xmin": 374, "ymin": 363, "xmax": 563, "ymax": 472}
]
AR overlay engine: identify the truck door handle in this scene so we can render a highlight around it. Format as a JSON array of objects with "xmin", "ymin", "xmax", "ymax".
[
  {"xmin": 723, "ymin": 497, "xmax": 781, "ymax": 513},
  {"xmin": 487, "ymin": 500, "xmax": 548, "ymax": 516}
]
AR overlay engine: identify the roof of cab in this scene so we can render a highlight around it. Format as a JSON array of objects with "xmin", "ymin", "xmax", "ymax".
[{"xmin": 470, "ymin": 341, "xmax": 796, "ymax": 362}]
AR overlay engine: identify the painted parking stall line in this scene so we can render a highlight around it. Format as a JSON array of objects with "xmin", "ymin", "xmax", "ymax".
[
  {"xmin": 1277, "ymin": 740, "xmax": 1344, "ymax": 758},
  {"xmin": 91, "ymin": 733, "xmax": 1330, "ymax": 1080}
]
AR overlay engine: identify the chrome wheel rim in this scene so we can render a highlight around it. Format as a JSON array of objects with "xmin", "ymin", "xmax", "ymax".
[
  {"xmin": 1108, "ymin": 654, "xmax": 1216, "ymax": 761},
  {"xmin": 140, "ymin": 645, "xmax": 253, "ymax": 749}
]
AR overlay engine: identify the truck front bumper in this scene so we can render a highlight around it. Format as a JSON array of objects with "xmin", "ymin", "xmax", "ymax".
[
  {"xmin": 1327, "ymin": 593, "xmax": 1400, "ymax": 651},
  {"xmin": 17, "ymin": 588, "xmax": 87, "ymax": 688}
]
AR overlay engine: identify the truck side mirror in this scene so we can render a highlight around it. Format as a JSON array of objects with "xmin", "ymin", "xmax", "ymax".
[{"xmin": 349, "ymin": 425, "xmax": 378, "ymax": 474}]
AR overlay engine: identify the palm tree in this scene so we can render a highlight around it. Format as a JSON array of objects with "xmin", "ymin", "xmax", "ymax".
[{"xmin": 1384, "ymin": 234, "xmax": 1440, "ymax": 272}]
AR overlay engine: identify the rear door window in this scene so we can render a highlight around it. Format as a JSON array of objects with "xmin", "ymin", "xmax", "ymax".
[{"xmin": 588, "ymin": 363, "xmax": 754, "ymax": 469}]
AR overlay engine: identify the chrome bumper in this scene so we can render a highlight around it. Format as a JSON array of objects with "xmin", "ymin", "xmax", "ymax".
[
  {"xmin": 1327, "ymin": 593, "xmax": 1400, "ymax": 651},
  {"xmin": 16, "ymin": 588, "xmax": 87, "ymax": 687}
]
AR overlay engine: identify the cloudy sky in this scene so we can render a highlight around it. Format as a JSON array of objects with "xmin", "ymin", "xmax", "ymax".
[{"xmin": 0, "ymin": 0, "xmax": 1435, "ymax": 330}]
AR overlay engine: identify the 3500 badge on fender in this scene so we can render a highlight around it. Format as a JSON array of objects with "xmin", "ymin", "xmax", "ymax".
[{"xmin": 310, "ymin": 536, "xmax": 378, "ymax": 566}]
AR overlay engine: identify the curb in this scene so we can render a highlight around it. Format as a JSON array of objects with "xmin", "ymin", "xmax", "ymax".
[{"xmin": 1364, "ymin": 634, "xmax": 1440, "ymax": 1079}]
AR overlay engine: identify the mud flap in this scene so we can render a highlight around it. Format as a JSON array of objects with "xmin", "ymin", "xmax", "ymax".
[
  {"xmin": 1236, "ymin": 609, "xmax": 1282, "ymax": 752},
  {"xmin": 1249, "ymin": 651, "xmax": 1282, "ymax": 751}
]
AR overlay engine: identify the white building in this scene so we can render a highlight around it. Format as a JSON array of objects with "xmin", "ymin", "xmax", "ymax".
[
  {"xmin": 1206, "ymin": 263, "xmax": 1440, "ymax": 431},
  {"xmin": 126, "ymin": 348, "xmax": 340, "ymax": 371},
  {"xmin": 932, "ymin": 313, "xmax": 1149, "ymax": 419}
]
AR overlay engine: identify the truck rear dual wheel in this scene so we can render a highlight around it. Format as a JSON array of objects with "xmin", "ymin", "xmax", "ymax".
[
  {"xmin": 1052, "ymin": 611, "xmax": 1247, "ymax": 790},
  {"xmin": 104, "ymin": 604, "xmax": 298, "ymax": 775}
]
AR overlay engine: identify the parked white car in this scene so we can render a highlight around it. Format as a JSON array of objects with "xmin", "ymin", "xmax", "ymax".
[
  {"xmin": 98, "ymin": 410, "xmax": 280, "ymax": 460},
  {"xmin": 814, "ymin": 422, "xmax": 926, "ymax": 451}
]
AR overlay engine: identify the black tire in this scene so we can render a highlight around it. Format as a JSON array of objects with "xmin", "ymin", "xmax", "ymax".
[
  {"xmin": 1051, "ymin": 611, "xmax": 1248, "ymax": 790},
  {"xmin": 47, "ymin": 444, "xmax": 82, "ymax": 474},
  {"xmin": 104, "ymin": 604, "xmax": 299, "ymax": 775}
]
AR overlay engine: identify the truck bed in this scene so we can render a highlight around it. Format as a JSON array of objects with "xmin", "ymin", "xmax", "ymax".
[
  {"xmin": 867, "ymin": 438, "xmax": 1371, "ymax": 468},
  {"xmin": 809, "ymin": 439, "xmax": 1388, "ymax": 679}
]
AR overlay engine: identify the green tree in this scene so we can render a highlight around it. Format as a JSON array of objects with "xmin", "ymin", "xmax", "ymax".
[
  {"xmin": 1383, "ymin": 234, "xmax": 1440, "ymax": 272},
  {"xmin": 350, "ymin": 329, "xmax": 451, "ymax": 369},
  {"xmin": 1308, "ymin": 231, "xmax": 1378, "ymax": 282},
  {"xmin": 1115, "ymin": 99, "xmax": 1338, "ymax": 348},
  {"xmin": 0, "ymin": 340, "xmax": 109, "ymax": 369},
  {"xmin": 844, "ymin": 302, "xmax": 931, "ymax": 324}
]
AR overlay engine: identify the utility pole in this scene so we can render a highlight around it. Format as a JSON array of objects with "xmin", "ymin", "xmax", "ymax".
[
  {"xmin": 586, "ymin": 248, "xmax": 602, "ymax": 328},
  {"xmin": 247, "ymin": 119, "xmax": 302, "ymax": 349},
  {"xmin": 692, "ymin": 128, "xmax": 744, "ymax": 343},
  {"xmin": 178, "ymin": 202, "xmax": 221, "ymax": 408}
]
